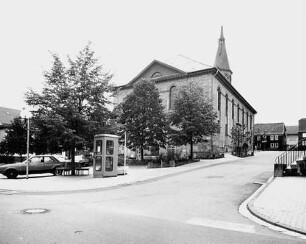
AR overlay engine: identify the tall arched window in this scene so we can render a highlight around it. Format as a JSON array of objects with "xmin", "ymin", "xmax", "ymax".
[
  {"xmin": 169, "ymin": 86, "xmax": 178, "ymax": 110},
  {"xmin": 246, "ymin": 112, "xmax": 249, "ymax": 131},
  {"xmin": 237, "ymin": 104, "xmax": 240, "ymax": 123},
  {"xmin": 232, "ymin": 99, "xmax": 235, "ymax": 120},
  {"xmin": 217, "ymin": 87, "xmax": 221, "ymax": 111},
  {"xmin": 225, "ymin": 94, "xmax": 228, "ymax": 116}
]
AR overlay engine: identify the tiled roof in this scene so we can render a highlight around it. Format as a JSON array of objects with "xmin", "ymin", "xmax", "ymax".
[
  {"xmin": 286, "ymin": 125, "xmax": 298, "ymax": 135},
  {"xmin": 0, "ymin": 107, "xmax": 21, "ymax": 126},
  {"xmin": 254, "ymin": 123, "xmax": 286, "ymax": 135},
  {"xmin": 159, "ymin": 55, "xmax": 212, "ymax": 73}
]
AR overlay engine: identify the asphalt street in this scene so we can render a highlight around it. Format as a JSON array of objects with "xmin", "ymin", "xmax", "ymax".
[{"xmin": 0, "ymin": 152, "xmax": 305, "ymax": 243}]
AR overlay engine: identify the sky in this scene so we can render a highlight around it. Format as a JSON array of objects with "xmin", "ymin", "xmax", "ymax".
[{"xmin": 0, "ymin": 0, "xmax": 305, "ymax": 126}]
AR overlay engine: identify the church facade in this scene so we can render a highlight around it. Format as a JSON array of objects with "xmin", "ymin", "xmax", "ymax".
[{"xmin": 114, "ymin": 28, "xmax": 257, "ymax": 156}]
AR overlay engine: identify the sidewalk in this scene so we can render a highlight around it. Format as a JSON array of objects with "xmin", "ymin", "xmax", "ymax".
[
  {"xmin": 248, "ymin": 176, "xmax": 306, "ymax": 235},
  {"xmin": 0, "ymin": 153, "xmax": 240, "ymax": 194}
]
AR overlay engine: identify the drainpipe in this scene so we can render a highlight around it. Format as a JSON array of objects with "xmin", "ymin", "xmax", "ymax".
[{"xmin": 210, "ymin": 68, "xmax": 220, "ymax": 156}]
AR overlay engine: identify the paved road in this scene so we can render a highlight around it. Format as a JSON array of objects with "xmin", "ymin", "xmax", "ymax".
[{"xmin": 0, "ymin": 152, "xmax": 304, "ymax": 243}]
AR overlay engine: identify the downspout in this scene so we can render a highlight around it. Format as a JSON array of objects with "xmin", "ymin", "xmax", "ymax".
[{"xmin": 211, "ymin": 68, "xmax": 220, "ymax": 156}]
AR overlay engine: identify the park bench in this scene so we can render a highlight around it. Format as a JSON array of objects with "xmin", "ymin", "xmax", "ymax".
[{"xmin": 58, "ymin": 162, "xmax": 90, "ymax": 176}]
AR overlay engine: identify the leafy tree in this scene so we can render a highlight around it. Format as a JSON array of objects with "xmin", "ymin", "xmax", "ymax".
[
  {"xmin": 231, "ymin": 124, "xmax": 250, "ymax": 157},
  {"xmin": 117, "ymin": 79, "xmax": 167, "ymax": 161},
  {"xmin": 169, "ymin": 82, "xmax": 219, "ymax": 159},
  {"xmin": 0, "ymin": 117, "xmax": 29, "ymax": 160},
  {"xmin": 25, "ymin": 43, "xmax": 113, "ymax": 174}
]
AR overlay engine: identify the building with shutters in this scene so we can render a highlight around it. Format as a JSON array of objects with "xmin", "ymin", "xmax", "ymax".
[{"xmin": 253, "ymin": 123, "xmax": 287, "ymax": 151}]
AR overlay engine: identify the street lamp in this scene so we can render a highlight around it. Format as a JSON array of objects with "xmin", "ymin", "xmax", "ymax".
[
  {"xmin": 20, "ymin": 107, "xmax": 32, "ymax": 179},
  {"xmin": 116, "ymin": 122, "xmax": 127, "ymax": 175}
]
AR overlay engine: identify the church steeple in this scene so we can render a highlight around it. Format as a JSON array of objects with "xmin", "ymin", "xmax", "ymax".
[{"xmin": 214, "ymin": 26, "xmax": 232, "ymax": 83}]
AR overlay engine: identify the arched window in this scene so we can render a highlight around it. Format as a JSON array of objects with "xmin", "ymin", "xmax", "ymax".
[
  {"xmin": 237, "ymin": 104, "xmax": 240, "ymax": 123},
  {"xmin": 151, "ymin": 72, "xmax": 162, "ymax": 78},
  {"xmin": 169, "ymin": 86, "xmax": 178, "ymax": 110},
  {"xmin": 232, "ymin": 99, "xmax": 235, "ymax": 120},
  {"xmin": 246, "ymin": 112, "xmax": 249, "ymax": 131},
  {"xmin": 217, "ymin": 87, "xmax": 221, "ymax": 111},
  {"xmin": 225, "ymin": 94, "xmax": 228, "ymax": 116}
]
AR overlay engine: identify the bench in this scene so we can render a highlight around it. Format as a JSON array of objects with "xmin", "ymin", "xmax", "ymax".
[
  {"xmin": 75, "ymin": 167, "xmax": 90, "ymax": 175},
  {"xmin": 58, "ymin": 162, "xmax": 90, "ymax": 176}
]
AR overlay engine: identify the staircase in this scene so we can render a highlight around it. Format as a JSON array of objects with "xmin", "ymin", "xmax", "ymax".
[{"xmin": 274, "ymin": 138, "xmax": 306, "ymax": 177}]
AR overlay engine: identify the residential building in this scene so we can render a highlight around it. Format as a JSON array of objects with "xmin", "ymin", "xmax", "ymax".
[
  {"xmin": 286, "ymin": 125, "xmax": 299, "ymax": 149},
  {"xmin": 254, "ymin": 123, "xmax": 287, "ymax": 151},
  {"xmin": 298, "ymin": 118, "xmax": 306, "ymax": 150},
  {"xmin": 114, "ymin": 27, "xmax": 257, "ymax": 157},
  {"xmin": 0, "ymin": 107, "xmax": 21, "ymax": 142}
]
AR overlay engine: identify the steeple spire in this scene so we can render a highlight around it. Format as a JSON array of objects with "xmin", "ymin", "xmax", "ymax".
[{"xmin": 214, "ymin": 26, "xmax": 232, "ymax": 83}]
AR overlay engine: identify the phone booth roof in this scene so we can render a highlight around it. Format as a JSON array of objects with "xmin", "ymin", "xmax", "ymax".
[{"xmin": 94, "ymin": 134, "xmax": 120, "ymax": 139}]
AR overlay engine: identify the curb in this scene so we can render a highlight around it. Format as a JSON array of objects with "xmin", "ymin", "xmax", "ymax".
[
  {"xmin": 240, "ymin": 176, "xmax": 306, "ymax": 238},
  {"xmin": 9, "ymin": 157, "xmax": 241, "ymax": 195}
]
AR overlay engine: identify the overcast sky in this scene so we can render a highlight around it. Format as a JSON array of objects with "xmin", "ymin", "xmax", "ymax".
[{"xmin": 0, "ymin": 0, "xmax": 305, "ymax": 126}]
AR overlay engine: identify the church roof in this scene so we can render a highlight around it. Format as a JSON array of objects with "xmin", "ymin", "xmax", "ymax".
[
  {"xmin": 214, "ymin": 26, "xmax": 231, "ymax": 72},
  {"xmin": 160, "ymin": 55, "xmax": 212, "ymax": 73}
]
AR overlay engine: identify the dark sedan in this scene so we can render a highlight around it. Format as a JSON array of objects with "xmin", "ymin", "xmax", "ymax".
[{"xmin": 0, "ymin": 155, "xmax": 64, "ymax": 179}]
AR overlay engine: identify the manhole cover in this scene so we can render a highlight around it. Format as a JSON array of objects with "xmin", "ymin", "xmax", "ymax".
[{"xmin": 21, "ymin": 208, "xmax": 50, "ymax": 214}]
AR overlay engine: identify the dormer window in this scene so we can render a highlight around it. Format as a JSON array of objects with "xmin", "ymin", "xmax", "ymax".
[{"xmin": 151, "ymin": 72, "xmax": 162, "ymax": 78}]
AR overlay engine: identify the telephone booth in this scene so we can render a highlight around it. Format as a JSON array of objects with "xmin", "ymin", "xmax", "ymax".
[{"xmin": 93, "ymin": 134, "xmax": 119, "ymax": 178}]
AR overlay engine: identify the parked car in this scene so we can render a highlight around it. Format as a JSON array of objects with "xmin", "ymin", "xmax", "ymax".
[{"xmin": 0, "ymin": 155, "xmax": 64, "ymax": 179}]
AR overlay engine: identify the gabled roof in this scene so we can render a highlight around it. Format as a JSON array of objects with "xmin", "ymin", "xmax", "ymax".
[
  {"xmin": 286, "ymin": 125, "xmax": 298, "ymax": 135},
  {"xmin": 0, "ymin": 107, "xmax": 21, "ymax": 126},
  {"xmin": 127, "ymin": 59, "xmax": 186, "ymax": 86},
  {"xmin": 254, "ymin": 123, "xmax": 286, "ymax": 135},
  {"xmin": 127, "ymin": 55, "xmax": 213, "ymax": 87}
]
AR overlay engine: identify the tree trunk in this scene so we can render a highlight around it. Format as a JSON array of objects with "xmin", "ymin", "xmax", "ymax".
[
  {"xmin": 140, "ymin": 145, "xmax": 144, "ymax": 161},
  {"xmin": 190, "ymin": 133, "xmax": 193, "ymax": 160},
  {"xmin": 71, "ymin": 139, "xmax": 76, "ymax": 175}
]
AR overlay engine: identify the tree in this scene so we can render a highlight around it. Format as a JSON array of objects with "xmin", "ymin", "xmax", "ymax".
[
  {"xmin": 0, "ymin": 117, "xmax": 28, "ymax": 160},
  {"xmin": 25, "ymin": 43, "xmax": 113, "ymax": 174},
  {"xmin": 169, "ymin": 82, "xmax": 220, "ymax": 160},
  {"xmin": 231, "ymin": 124, "xmax": 250, "ymax": 157},
  {"xmin": 117, "ymin": 79, "xmax": 167, "ymax": 161}
]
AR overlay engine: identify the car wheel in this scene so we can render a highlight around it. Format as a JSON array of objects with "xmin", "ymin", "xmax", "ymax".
[
  {"xmin": 6, "ymin": 169, "xmax": 18, "ymax": 179},
  {"xmin": 53, "ymin": 167, "xmax": 62, "ymax": 176}
]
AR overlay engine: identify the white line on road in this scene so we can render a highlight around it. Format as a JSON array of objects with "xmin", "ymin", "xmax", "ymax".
[{"xmin": 185, "ymin": 218, "xmax": 256, "ymax": 234}]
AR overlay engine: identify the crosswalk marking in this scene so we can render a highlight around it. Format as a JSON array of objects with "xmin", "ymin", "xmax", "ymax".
[{"xmin": 185, "ymin": 218, "xmax": 256, "ymax": 234}]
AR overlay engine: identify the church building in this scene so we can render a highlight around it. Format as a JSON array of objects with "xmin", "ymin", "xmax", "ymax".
[{"xmin": 114, "ymin": 27, "xmax": 257, "ymax": 156}]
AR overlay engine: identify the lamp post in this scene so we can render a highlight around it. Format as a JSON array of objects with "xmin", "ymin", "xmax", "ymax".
[
  {"xmin": 20, "ymin": 107, "xmax": 32, "ymax": 179},
  {"xmin": 116, "ymin": 122, "xmax": 127, "ymax": 175}
]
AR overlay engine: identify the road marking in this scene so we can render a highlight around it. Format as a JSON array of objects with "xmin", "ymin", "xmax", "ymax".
[{"xmin": 185, "ymin": 218, "xmax": 256, "ymax": 234}]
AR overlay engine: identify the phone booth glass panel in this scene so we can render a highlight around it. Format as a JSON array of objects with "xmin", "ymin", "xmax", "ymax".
[{"xmin": 95, "ymin": 140, "xmax": 103, "ymax": 171}]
